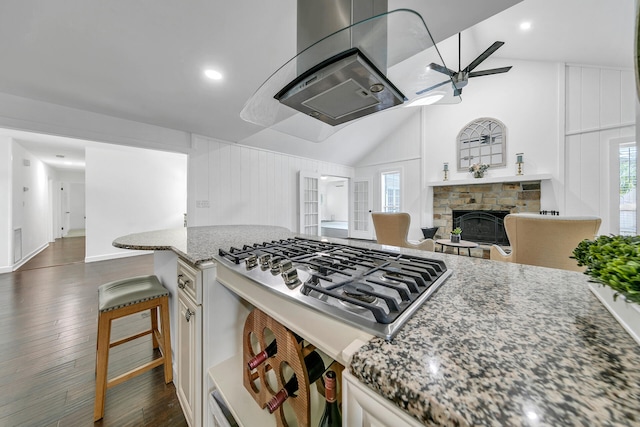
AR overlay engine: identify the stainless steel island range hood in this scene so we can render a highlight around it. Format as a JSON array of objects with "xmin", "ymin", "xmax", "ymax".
[{"xmin": 240, "ymin": 3, "xmax": 461, "ymax": 141}]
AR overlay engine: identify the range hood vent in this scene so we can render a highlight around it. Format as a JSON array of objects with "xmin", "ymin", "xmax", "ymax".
[
  {"xmin": 240, "ymin": 8, "xmax": 461, "ymax": 142},
  {"xmin": 274, "ymin": 48, "xmax": 405, "ymax": 126}
]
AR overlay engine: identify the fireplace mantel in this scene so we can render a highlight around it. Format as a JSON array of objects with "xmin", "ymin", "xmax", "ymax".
[{"xmin": 427, "ymin": 173, "xmax": 552, "ymax": 187}]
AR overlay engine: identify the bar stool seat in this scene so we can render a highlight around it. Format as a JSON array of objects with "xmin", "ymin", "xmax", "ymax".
[{"xmin": 94, "ymin": 275, "xmax": 173, "ymax": 421}]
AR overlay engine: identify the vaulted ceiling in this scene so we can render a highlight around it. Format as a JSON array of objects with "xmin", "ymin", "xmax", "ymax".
[{"xmin": 2, "ymin": 0, "xmax": 634, "ymax": 169}]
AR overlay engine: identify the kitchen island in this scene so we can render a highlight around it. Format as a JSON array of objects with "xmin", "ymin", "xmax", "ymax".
[{"xmin": 114, "ymin": 226, "xmax": 640, "ymax": 427}]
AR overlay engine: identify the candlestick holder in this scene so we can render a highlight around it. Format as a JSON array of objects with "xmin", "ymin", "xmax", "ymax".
[{"xmin": 516, "ymin": 153, "xmax": 524, "ymax": 175}]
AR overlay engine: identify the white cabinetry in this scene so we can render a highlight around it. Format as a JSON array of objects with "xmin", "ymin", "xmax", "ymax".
[
  {"xmin": 343, "ymin": 371, "xmax": 421, "ymax": 427},
  {"xmin": 176, "ymin": 259, "xmax": 203, "ymax": 427}
]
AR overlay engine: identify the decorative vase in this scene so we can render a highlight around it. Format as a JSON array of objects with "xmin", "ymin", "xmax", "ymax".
[
  {"xmin": 450, "ymin": 234, "xmax": 461, "ymax": 243},
  {"xmin": 473, "ymin": 171, "xmax": 484, "ymax": 178}
]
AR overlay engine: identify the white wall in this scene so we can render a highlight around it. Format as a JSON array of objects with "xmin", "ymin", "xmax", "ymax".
[
  {"xmin": 68, "ymin": 182, "xmax": 85, "ymax": 231},
  {"xmin": 422, "ymin": 58, "xmax": 561, "ymax": 183},
  {"xmin": 419, "ymin": 59, "xmax": 562, "ymax": 232},
  {"xmin": 12, "ymin": 141, "xmax": 53, "ymax": 266},
  {"xmin": 353, "ymin": 107, "xmax": 424, "ymax": 241},
  {"xmin": 0, "ymin": 138, "xmax": 11, "ymax": 272},
  {"xmin": 320, "ymin": 180, "xmax": 348, "ymax": 222},
  {"xmin": 564, "ymin": 64, "xmax": 635, "ymax": 235},
  {"xmin": 0, "ymin": 92, "xmax": 191, "ymax": 154},
  {"xmin": 85, "ymin": 144, "xmax": 187, "ymax": 262},
  {"xmin": 188, "ymin": 135, "xmax": 353, "ymax": 232},
  {"xmin": 356, "ymin": 159, "xmax": 422, "ymax": 241}
]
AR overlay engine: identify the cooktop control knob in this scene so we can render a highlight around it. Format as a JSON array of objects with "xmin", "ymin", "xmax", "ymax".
[
  {"xmin": 279, "ymin": 260, "xmax": 293, "ymax": 273},
  {"xmin": 259, "ymin": 253, "xmax": 271, "ymax": 270},
  {"xmin": 245, "ymin": 254, "xmax": 258, "ymax": 270},
  {"xmin": 269, "ymin": 257, "xmax": 282, "ymax": 273},
  {"xmin": 281, "ymin": 268, "xmax": 300, "ymax": 287}
]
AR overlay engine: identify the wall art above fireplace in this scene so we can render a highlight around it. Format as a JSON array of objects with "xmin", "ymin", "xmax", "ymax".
[{"xmin": 457, "ymin": 117, "xmax": 506, "ymax": 171}]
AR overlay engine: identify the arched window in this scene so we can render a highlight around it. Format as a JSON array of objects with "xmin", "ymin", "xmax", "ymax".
[{"xmin": 457, "ymin": 118, "xmax": 506, "ymax": 171}]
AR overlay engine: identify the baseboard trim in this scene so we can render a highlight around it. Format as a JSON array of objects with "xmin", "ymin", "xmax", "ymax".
[
  {"xmin": 12, "ymin": 242, "xmax": 49, "ymax": 271},
  {"xmin": 85, "ymin": 250, "xmax": 152, "ymax": 263}
]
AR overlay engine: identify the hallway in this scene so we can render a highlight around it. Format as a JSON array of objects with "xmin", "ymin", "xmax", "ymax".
[
  {"xmin": 1, "ymin": 241, "xmax": 186, "ymax": 426},
  {"xmin": 18, "ymin": 236, "xmax": 85, "ymax": 271}
]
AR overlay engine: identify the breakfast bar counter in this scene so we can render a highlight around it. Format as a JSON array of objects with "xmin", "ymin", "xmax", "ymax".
[
  {"xmin": 114, "ymin": 226, "xmax": 640, "ymax": 426},
  {"xmin": 348, "ymin": 254, "xmax": 640, "ymax": 426}
]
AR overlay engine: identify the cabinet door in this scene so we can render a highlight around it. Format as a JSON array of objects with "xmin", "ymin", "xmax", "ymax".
[
  {"xmin": 343, "ymin": 371, "xmax": 421, "ymax": 427},
  {"xmin": 176, "ymin": 289, "xmax": 202, "ymax": 427}
]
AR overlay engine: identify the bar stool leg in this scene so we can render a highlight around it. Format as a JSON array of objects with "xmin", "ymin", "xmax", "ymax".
[
  {"xmin": 159, "ymin": 296, "xmax": 173, "ymax": 383},
  {"xmin": 94, "ymin": 311, "xmax": 113, "ymax": 422},
  {"xmin": 150, "ymin": 307, "xmax": 159, "ymax": 349}
]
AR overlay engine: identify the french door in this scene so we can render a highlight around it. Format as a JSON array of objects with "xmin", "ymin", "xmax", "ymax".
[
  {"xmin": 351, "ymin": 177, "xmax": 373, "ymax": 240},
  {"xmin": 298, "ymin": 171, "xmax": 321, "ymax": 236}
]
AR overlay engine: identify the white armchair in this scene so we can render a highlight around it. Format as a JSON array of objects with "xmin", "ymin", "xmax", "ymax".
[
  {"xmin": 371, "ymin": 212, "xmax": 435, "ymax": 252},
  {"xmin": 490, "ymin": 213, "xmax": 602, "ymax": 271}
]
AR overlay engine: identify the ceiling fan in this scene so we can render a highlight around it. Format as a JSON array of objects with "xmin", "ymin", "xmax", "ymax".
[{"xmin": 417, "ymin": 33, "xmax": 512, "ymax": 97}]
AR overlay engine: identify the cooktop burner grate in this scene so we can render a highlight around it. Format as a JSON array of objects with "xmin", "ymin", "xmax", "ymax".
[{"xmin": 217, "ymin": 237, "xmax": 451, "ymax": 340}]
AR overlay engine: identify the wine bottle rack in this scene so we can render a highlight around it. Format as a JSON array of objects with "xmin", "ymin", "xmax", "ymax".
[{"xmin": 243, "ymin": 309, "xmax": 319, "ymax": 427}]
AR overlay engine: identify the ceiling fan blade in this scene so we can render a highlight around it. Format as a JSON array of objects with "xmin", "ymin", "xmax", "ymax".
[
  {"xmin": 415, "ymin": 79, "xmax": 450, "ymax": 96},
  {"xmin": 464, "ymin": 41, "xmax": 505, "ymax": 73},
  {"xmin": 468, "ymin": 66, "xmax": 512, "ymax": 78},
  {"xmin": 426, "ymin": 63, "xmax": 454, "ymax": 76}
]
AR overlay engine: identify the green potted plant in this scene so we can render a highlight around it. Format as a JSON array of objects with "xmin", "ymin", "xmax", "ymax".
[
  {"xmin": 450, "ymin": 227, "xmax": 462, "ymax": 243},
  {"xmin": 572, "ymin": 235, "xmax": 640, "ymax": 304}
]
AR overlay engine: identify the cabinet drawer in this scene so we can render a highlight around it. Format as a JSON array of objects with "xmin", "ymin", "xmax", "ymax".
[{"xmin": 177, "ymin": 258, "xmax": 201, "ymax": 304}]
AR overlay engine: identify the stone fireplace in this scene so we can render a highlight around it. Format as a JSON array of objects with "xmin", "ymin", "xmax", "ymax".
[{"xmin": 433, "ymin": 180, "xmax": 541, "ymax": 243}]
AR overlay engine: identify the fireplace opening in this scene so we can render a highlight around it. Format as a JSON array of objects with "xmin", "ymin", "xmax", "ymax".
[{"xmin": 452, "ymin": 210, "xmax": 510, "ymax": 245}]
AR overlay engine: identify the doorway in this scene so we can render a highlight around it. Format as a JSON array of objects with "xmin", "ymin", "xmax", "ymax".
[{"xmin": 320, "ymin": 176, "xmax": 349, "ymax": 238}]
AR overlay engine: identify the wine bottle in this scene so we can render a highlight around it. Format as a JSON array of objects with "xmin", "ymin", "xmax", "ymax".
[
  {"xmin": 318, "ymin": 370, "xmax": 341, "ymax": 427},
  {"xmin": 247, "ymin": 333, "xmax": 303, "ymax": 370},
  {"xmin": 266, "ymin": 350, "xmax": 325, "ymax": 414}
]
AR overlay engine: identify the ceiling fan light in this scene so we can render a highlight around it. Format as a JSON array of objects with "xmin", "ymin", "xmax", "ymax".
[{"xmin": 406, "ymin": 93, "xmax": 445, "ymax": 107}]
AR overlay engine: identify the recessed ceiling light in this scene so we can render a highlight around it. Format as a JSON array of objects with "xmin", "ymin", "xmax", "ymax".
[
  {"xmin": 520, "ymin": 21, "xmax": 532, "ymax": 31},
  {"xmin": 204, "ymin": 69, "xmax": 223, "ymax": 80}
]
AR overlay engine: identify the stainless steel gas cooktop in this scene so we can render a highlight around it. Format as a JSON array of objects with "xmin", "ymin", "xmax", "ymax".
[{"xmin": 217, "ymin": 237, "xmax": 451, "ymax": 340}]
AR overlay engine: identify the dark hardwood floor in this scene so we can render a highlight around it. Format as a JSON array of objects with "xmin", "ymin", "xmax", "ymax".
[{"xmin": 1, "ymin": 238, "xmax": 187, "ymax": 426}]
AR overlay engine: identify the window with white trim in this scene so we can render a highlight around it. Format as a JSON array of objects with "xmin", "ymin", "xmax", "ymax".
[
  {"xmin": 619, "ymin": 143, "xmax": 636, "ymax": 235},
  {"xmin": 381, "ymin": 171, "xmax": 400, "ymax": 212}
]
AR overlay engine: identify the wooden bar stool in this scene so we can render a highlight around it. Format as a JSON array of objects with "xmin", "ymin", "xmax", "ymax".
[{"xmin": 94, "ymin": 275, "xmax": 173, "ymax": 421}]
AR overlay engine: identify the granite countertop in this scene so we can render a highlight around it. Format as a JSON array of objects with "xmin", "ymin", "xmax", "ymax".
[
  {"xmin": 113, "ymin": 225, "xmax": 293, "ymax": 265},
  {"xmin": 114, "ymin": 226, "xmax": 640, "ymax": 426},
  {"xmin": 349, "ymin": 253, "xmax": 640, "ymax": 426}
]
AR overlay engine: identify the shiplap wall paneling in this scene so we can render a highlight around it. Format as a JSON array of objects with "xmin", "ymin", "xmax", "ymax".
[
  {"xmin": 579, "ymin": 132, "xmax": 601, "ymax": 215},
  {"xmin": 564, "ymin": 65, "xmax": 636, "ymax": 234},
  {"xmin": 565, "ymin": 66, "xmax": 583, "ymax": 133},
  {"xmin": 189, "ymin": 138, "xmax": 210, "ymax": 226},
  {"xmin": 189, "ymin": 135, "xmax": 353, "ymax": 232},
  {"xmin": 601, "ymin": 69, "xmax": 622, "ymax": 127},
  {"xmin": 565, "ymin": 134, "xmax": 584, "ymax": 214},
  {"xmin": 599, "ymin": 128, "xmax": 624, "ymax": 234},
  {"xmin": 580, "ymin": 67, "xmax": 601, "ymax": 131},
  {"xmin": 620, "ymin": 70, "xmax": 635, "ymax": 124}
]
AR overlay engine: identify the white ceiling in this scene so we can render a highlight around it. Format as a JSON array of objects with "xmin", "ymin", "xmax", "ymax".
[{"xmin": 1, "ymin": 0, "xmax": 634, "ymax": 170}]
